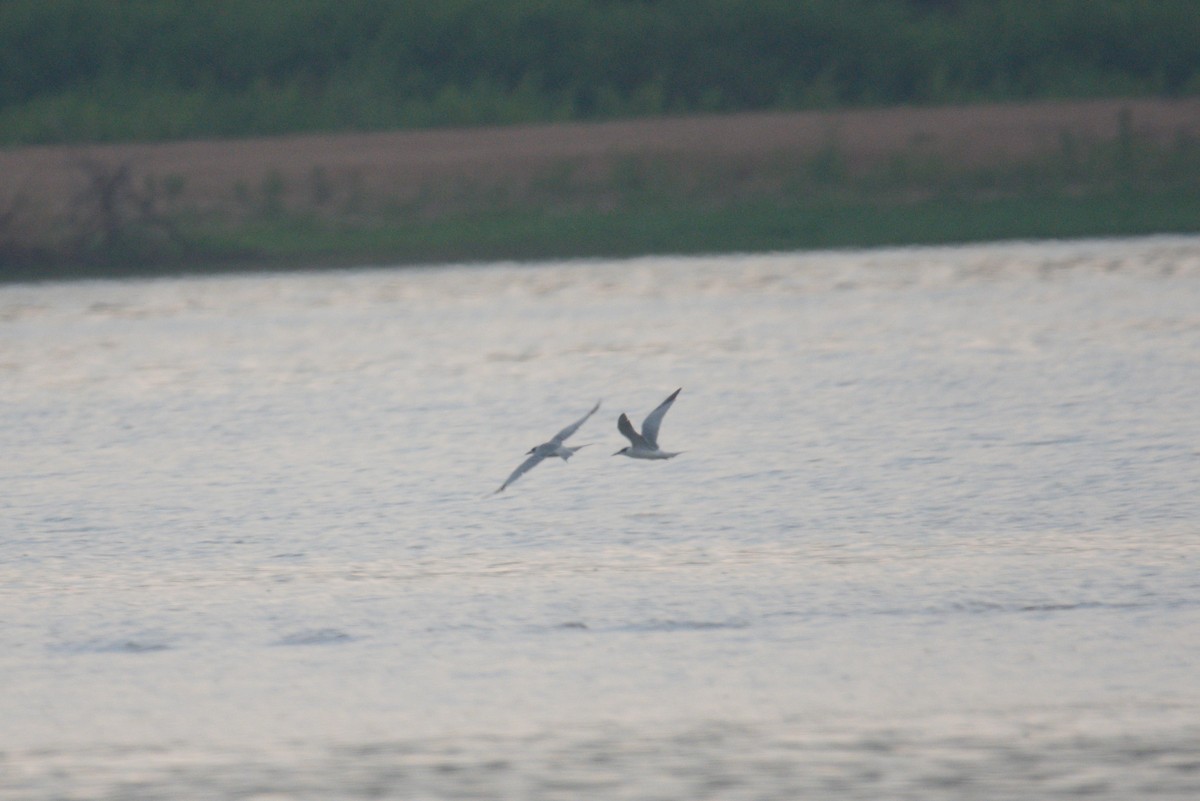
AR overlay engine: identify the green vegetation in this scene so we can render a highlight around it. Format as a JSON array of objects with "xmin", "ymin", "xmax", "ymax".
[
  {"xmin": 8, "ymin": 191, "xmax": 1198, "ymax": 283},
  {"xmin": 4, "ymin": 121, "xmax": 1197, "ymax": 282},
  {"xmin": 2, "ymin": 0, "xmax": 1199, "ymax": 145},
  {"xmin": 215, "ymin": 191, "xmax": 1200, "ymax": 264},
  {"xmin": 2, "ymin": 2, "xmax": 1198, "ymax": 279}
]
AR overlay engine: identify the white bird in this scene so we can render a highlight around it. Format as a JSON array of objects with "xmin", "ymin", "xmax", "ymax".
[
  {"xmin": 614, "ymin": 388, "xmax": 683, "ymax": 460},
  {"xmin": 495, "ymin": 401, "xmax": 600, "ymax": 493}
]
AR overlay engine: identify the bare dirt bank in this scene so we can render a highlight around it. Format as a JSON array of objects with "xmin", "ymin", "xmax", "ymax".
[{"xmin": 4, "ymin": 97, "xmax": 1199, "ymax": 219}]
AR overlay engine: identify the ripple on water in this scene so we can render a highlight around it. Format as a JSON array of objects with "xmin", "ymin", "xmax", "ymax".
[
  {"xmin": 51, "ymin": 637, "xmax": 173, "ymax": 655},
  {"xmin": 274, "ymin": 628, "xmax": 356, "ymax": 646}
]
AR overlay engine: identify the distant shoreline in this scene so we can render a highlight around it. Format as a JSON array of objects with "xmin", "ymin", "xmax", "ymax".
[{"xmin": 3, "ymin": 98, "xmax": 1200, "ymax": 281}]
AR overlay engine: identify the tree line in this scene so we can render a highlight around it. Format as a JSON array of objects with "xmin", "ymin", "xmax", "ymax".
[{"xmin": 2, "ymin": 0, "xmax": 1198, "ymax": 144}]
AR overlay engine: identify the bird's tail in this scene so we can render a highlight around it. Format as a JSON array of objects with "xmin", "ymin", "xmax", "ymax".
[{"xmin": 563, "ymin": 444, "xmax": 591, "ymax": 459}]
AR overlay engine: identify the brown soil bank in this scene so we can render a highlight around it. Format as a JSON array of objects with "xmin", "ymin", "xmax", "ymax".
[
  {"xmin": 2, "ymin": 97, "xmax": 1199, "ymax": 276},
  {"xmin": 4, "ymin": 98, "xmax": 1198, "ymax": 213}
]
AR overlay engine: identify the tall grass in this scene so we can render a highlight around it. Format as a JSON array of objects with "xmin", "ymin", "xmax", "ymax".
[{"xmin": 2, "ymin": 0, "xmax": 1199, "ymax": 145}]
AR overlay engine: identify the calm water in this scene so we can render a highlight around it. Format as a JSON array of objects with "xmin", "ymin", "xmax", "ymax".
[{"xmin": 2, "ymin": 238, "xmax": 1199, "ymax": 800}]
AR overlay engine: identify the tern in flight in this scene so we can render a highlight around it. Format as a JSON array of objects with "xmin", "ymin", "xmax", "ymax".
[
  {"xmin": 614, "ymin": 388, "xmax": 683, "ymax": 460},
  {"xmin": 495, "ymin": 401, "xmax": 601, "ymax": 493}
]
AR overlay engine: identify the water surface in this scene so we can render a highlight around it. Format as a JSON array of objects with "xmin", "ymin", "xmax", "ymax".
[{"xmin": 3, "ymin": 238, "xmax": 1199, "ymax": 799}]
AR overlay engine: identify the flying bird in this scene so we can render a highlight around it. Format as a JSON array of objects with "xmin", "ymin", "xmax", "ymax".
[
  {"xmin": 614, "ymin": 388, "xmax": 683, "ymax": 460},
  {"xmin": 495, "ymin": 401, "xmax": 601, "ymax": 493}
]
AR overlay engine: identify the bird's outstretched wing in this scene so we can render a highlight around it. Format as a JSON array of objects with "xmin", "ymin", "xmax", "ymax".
[
  {"xmin": 496, "ymin": 451, "xmax": 545, "ymax": 493},
  {"xmin": 617, "ymin": 412, "xmax": 651, "ymax": 449},
  {"xmin": 551, "ymin": 401, "xmax": 601, "ymax": 444},
  {"xmin": 640, "ymin": 388, "xmax": 680, "ymax": 449}
]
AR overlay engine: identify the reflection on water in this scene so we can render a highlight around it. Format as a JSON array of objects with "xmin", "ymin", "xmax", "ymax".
[{"xmin": 2, "ymin": 237, "xmax": 1200, "ymax": 799}]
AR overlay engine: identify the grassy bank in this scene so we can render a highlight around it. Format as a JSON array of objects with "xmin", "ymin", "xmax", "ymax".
[
  {"xmin": 219, "ymin": 191, "xmax": 1200, "ymax": 263},
  {"xmin": 4, "ymin": 188, "xmax": 1197, "ymax": 283},
  {"xmin": 3, "ymin": 101, "xmax": 1198, "ymax": 282}
]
